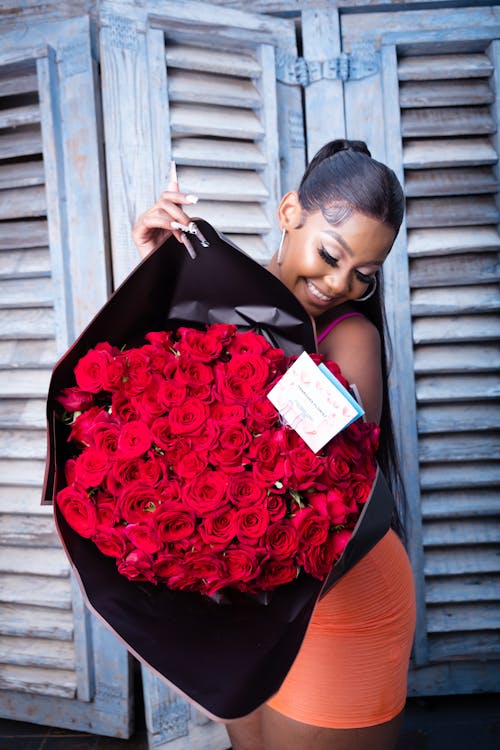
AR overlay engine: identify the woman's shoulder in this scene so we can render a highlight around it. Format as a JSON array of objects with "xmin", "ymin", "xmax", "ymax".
[{"xmin": 317, "ymin": 304, "xmax": 379, "ymax": 348}]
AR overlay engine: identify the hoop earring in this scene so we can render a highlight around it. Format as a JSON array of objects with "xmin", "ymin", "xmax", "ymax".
[
  {"xmin": 355, "ymin": 275, "xmax": 377, "ymax": 302},
  {"xmin": 277, "ymin": 229, "xmax": 286, "ymax": 265}
]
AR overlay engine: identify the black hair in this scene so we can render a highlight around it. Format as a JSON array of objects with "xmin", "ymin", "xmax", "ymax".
[{"xmin": 301, "ymin": 139, "xmax": 406, "ymax": 540}]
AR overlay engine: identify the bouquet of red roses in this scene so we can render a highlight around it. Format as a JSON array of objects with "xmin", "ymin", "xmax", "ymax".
[{"xmin": 55, "ymin": 323, "xmax": 379, "ymax": 598}]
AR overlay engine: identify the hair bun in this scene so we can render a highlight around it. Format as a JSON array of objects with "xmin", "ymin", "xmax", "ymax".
[{"xmin": 327, "ymin": 139, "xmax": 372, "ymax": 158}]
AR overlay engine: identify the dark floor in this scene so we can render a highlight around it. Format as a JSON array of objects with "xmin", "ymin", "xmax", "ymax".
[{"xmin": 0, "ymin": 693, "xmax": 498, "ymax": 749}]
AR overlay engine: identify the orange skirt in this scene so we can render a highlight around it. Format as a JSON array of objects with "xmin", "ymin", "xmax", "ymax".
[{"xmin": 266, "ymin": 529, "xmax": 416, "ymax": 728}]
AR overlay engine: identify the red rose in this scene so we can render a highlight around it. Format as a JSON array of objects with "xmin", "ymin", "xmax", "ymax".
[
  {"xmin": 92, "ymin": 423, "xmax": 120, "ymax": 456},
  {"xmin": 265, "ymin": 520, "xmax": 298, "ymax": 559},
  {"xmin": 225, "ymin": 546, "xmax": 263, "ymax": 585},
  {"xmin": 125, "ymin": 522, "xmax": 162, "ymax": 553},
  {"xmin": 69, "ymin": 406, "xmax": 104, "ymax": 446},
  {"xmin": 199, "ymin": 508, "xmax": 237, "ymax": 548},
  {"xmin": 210, "ymin": 402, "xmax": 245, "ymax": 424},
  {"xmin": 215, "ymin": 370, "xmax": 255, "ymax": 404},
  {"xmin": 123, "ymin": 349, "xmax": 152, "ymax": 395},
  {"xmin": 56, "ymin": 486, "xmax": 97, "ymax": 538},
  {"xmin": 156, "ymin": 478, "xmax": 181, "ymax": 505},
  {"xmin": 111, "ymin": 392, "xmax": 141, "ymax": 423},
  {"xmin": 74, "ymin": 347, "xmax": 115, "ymax": 393},
  {"xmin": 95, "ymin": 492, "xmax": 116, "ymax": 526},
  {"xmin": 180, "ymin": 551, "xmax": 228, "ymax": 595},
  {"xmin": 117, "ymin": 549, "xmax": 156, "ymax": 582},
  {"xmin": 145, "ymin": 330, "xmax": 173, "ymax": 349},
  {"xmin": 205, "ymin": 323, "xmax": 237, "ymax": 344},
  {"xmin": 73, "ymin": 447, "xmax": 110, "ymax": 488},
  {"xmin": 284, "ymin": 446, "xmax": 324, "ymax": 490},
  {"xmin": 229, "ymin": 473, "xmax": 267, "ymax": 507},
  {"xmin": 175, "ymin": 356, "xmax": 213, "ymax": 388},
  {"xmin": 153, "ymin": 508, "xmax": 196, "ymax": 543},
  {"xmin": 210, "ymin": 423, "xmax": 251, "ymax": 468},
  {"xmin": 135, "ymin": 375, "xmax": 171, "ymax": 421},
  {"xmin": 157, "ymin": 379, "xmax": 187, "ymax": 409},
  {"xmin": 266, "ymin": 493, "xmax": 287, "ymax": 521},
  {"xmin": 111, "ymin": 455, "xmax": 164, "ymax": 490},
  {"xmin": 117, "ymin": 420, "xmax": 152, "ymax": 458},
  {"xmin": 118, "ymin": 482, "xmax": 162, "ymax": 522},
  {"xmin": 153, "ymin": 551, "xmax": 183, "ymax": 582},
  {"xmin": 168, "ymin": 398, "xmax": 209, "ymax": 435},
  {"xmin": 226, "ymin": 330, "xmax": 270, "ymax": 355},
  {"xmin": 226, "ymin": 354, "xmax": 270, "ymax": 389},
  {"xmin": 176, "ymin": 328, "xmax": 223, "ymax": 361},
  {"xmin": 150, "ymin": 416, "xmax": 172, "ymax": 449},
  {"xmin": 259, "ymin": 559, "xmax": 297, "ymax": 590},
  {"xmin": 236, "ymin": 505, "xmax": 269, "ymax": 543},
  {"xmin": 249, "ymin": 431, "xmax": 285, "ymax": 484},
  {"xmin": 183, "ymin": 470, "xmax": 229, "ymax": 516},
  {"xmin": 173, "ymin": 450, "xmax": 206, "ymax": 480},
  {"xmin": 246, "ymin": 398, "xmax": 279, "ymax": 433},
  {"xmin": 57, "ymin": 386, "xmax": 94, "ymax": 412},
  {"xmin": 292, "ymin": 507, "xmax": 330, "ymax": 548},
  {"xmin": 93, "ymin": 527, "xmax": 129, "ymax": 557},
  {"xmin": 192, "ymin": 419, "xmax": 220, "ymax": 451}
]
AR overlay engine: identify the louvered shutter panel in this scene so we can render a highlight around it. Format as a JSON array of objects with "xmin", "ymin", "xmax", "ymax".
[
  {"xmin": 399, "ymin": 49, "xmax": 500, "ymax": 664},
  {"xmin": 0, "ymin": 17, "xmax": 132, "ymax": 736},
  {"xmin": 335, "ymin": 5, "xmax": 500, "ymax": 694}
]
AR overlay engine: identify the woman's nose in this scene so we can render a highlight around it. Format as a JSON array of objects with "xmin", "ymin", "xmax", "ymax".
[{"xmin": 324, "ymin": 270, "xmax": 351, "ymax": 296}]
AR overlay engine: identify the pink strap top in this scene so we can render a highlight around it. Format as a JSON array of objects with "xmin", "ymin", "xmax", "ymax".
[{"xmin": 317, "ymin": 312, "xmax": 364, "ymax": 344}]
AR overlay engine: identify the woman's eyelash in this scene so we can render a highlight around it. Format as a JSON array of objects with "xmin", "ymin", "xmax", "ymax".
[
  {"xmin": 319, "ymin": 247, "xmax": 338, "ymax": 267},
  {"xmin": 319, "ymin": 247, "xmax": 373, "ymax": 284}
]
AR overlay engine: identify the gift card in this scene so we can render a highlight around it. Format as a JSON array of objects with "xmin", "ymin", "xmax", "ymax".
[{"xmin": 267, "ymin": 352, "xmax": 364, "ymax": 453}]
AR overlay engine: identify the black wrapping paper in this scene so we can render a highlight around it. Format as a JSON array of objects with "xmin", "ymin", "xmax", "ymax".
[{"xmin": 43, "ymin": 220, "xmax": 394, "ymax": 720}]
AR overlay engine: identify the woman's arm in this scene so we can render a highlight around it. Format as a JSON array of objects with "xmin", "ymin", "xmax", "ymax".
[
  {"xmin": 132, "ymin": 167, "xmax": 198, "ymax": 258},
  {"xmin": 318, "ymin": 316, "xmax": 383, "ymax": 424}
]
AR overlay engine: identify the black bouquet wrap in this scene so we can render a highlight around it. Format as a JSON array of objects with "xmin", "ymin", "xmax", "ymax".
[{"xmin": 43, "ymin": 220, "xmax": 394, "ymax": 720}]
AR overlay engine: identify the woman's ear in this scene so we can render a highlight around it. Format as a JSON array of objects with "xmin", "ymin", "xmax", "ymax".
[{"xmin": 277, "ymin": 191, "xmax": 303, "ymax": 231}]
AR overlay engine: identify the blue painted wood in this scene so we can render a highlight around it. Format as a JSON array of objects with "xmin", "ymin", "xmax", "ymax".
[{"xmin": 0, "ymin": 13, "xmax": 132, "ymax": 736}]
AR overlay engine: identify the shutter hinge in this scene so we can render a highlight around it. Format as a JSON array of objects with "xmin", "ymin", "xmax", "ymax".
[{"xmin": 276, "ymin": 49, "xmax": 379, "ymax": 86}]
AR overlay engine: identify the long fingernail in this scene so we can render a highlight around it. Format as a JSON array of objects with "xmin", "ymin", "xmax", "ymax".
[
  {"xmin": 169, "ymin": 160, "xmax": 177, "ymax": 183},
  {"xmin": 181, "ymin": 235, "xmax": 197, "ymax": 260},
  {"xmin": 185, "ymin": 194, "xmax": 198, "ymax": 204}
]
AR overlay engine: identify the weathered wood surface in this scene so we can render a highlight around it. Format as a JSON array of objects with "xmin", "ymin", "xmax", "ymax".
[
  {"xmin": 0, "ymin": 398, "xmax": 46, "ymax": 429},
  {"xmin": 419, "ymin": 433, "xmax": 500, "ymax": 463},
  {"xmin": 414, "ymin": 344, "xmax": 500, "ymax": 374},
  {"xmin": 177, "ymin": 167, "xmax": 268, "ymax": 202},
  {"xmin": 0, "ymin": 220, "xmax": 48, "ymax": 249},
  {"xmin": 426, "ymin": 575, "xmax": 500, "ymax": 604},
  {"xmin": 0, "ymin": 339, "xmax": 57, "ymax": 367},
  {"xmin": 428, "ymin": 631, "xmax": 500, "ymax": 662},
  {"xmin": 400, "ymin": 79, "xmax": 494, "ymax": 108},
  {"xmin": 0, "ymin": 429, "xmax": 46, "ymax": 460},
  {"xmin": 0, "ymin": 103, "xmax": 40, "ymax": 129},
  {"xmin": 405, "ymin": 166, "xmax": 497, "ymax": 197},
  {"xmin": 0, "ymin": 573, "xmax": 71, "ymax": 609},
  {"xmin": 166, "ymin": 41, "xmax": 261, "ymax": 77},
  {"xmin": 0, "ymin": 636, "xmax": 75, "ymax": 670},
  {"xmin": 0, "ymin": 248, "xmax": 50, "ymax": 277},
  {"xmin": 0, "ymin": 370, "xmax": 51, "ymax": 398},
  {"xmin": 413, "ymin": 315, "xmax": 500, "ymax": 344},
  {"xmin": 401, "ymin": 107, "xmax": 495, "ymax": 138},
  {"xmin": 411, "ymin": 285, "xmax": 500, "ymax": 316},
  {"xmin": 423, "ymin": 520, "xmax": 500, "ymax": 547},
  {"xmin": 173, "ymin": 136, "xmax": 266, "ymax": 168},
  {"xmin": 417, "ymin": 403, "xmax": 500, "ymax": 433},
  {"xmin": 0, "ymin": 603, "xmax": 73, "ymax": 640},
  {"xmin": 404, "ymin": 137, "xmax": 497, "ymax": 168},
  {"xmin": 398, "ymin": 53, "xmax": 493, "ymax": 80},
  {"xmin": 421, "ymin": 489, "xmax": 499, "ymax": 520},
  {"xmin": 0, "ymin": 459, "xmax": 45, "ymax": 487},
  {"xmin": 420, "ymin": 462, "xmax": 499, "ymax": 491},
  {"xmin": 0, "ymin": 486, "xmax": 49, "ymax": 515},
  {"xmin": 0, "ymin": 277, "xmax": 53, "ymax": 306},
  {"xmin": 425, "ymin": 546, "xmax": 500, "ymax": 576},
  {"xmin": 406, "ymin": 196, "xmax": 498, "ymax": 228},
  {"xmin": 189, "ymin": 201, "xmax": 270, "ymax": 233},
  {"xmin": 0, "ymin": 663, "xmax": 76, "ymax": 699},
  {"xmin": 0, "ymin": 546, "xmax": 69, "ymax": 577},
  {"xmin": 227, "ymin": 233, "xmax": 267, "ymax": 262},
  {"xmin": 427, "ymin": 603, "xmax": 500, "ymax": 633},
  {"xmin": 0, "ymin": 126, "xmax": 42, "ymax": 159},
  {"xmin": 0, "ymin": 308, "xmax": 55, "ymax": 339},
  {"xmin": 0, "ymin": 161, "xmax": 44, "ymax": 190},
  {"xmin": 170, "ymin": 102, "xmax": 264, "ymax": 139},
  {"xmin": 410, "ymin": 253, "xmax": 499, "ymax": 287},
  {"xmin": 416, "ymin": 373, "xmax": 500, "ymax": 402},
  {"xmin": 0, "ymin": 64, "xmax": 38, "ymax": 96},
  {"xmin": 408, "ymin": 227, "xmax": 499, "ymax": 256},
  {"xmin": 0, "ymin": 514, "xmax": 58, "ymax": 546},
  {"xmin": 0, "ymin": 186, "xmax": 47, "ymax": 220},
  {"xmin": 168, "ymin": 69, "xmax": 260, "ymax": 108}
]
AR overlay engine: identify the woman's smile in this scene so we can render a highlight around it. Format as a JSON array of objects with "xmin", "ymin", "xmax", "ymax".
[{"xmin": 305, "ymin": 279, "xmax": 336, "ymax": 304}]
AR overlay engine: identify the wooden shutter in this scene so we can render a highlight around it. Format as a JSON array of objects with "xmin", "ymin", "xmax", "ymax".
[
  {"xmin": 399, "ymin": 46, "xmax": 500, "ymax": 668},
  {"xmin": 0, "ymin": 16, "xmax": 132, "ymax": 736},
  {"xmin": 310, "ymin": 3, "xmax": 500, "ymax": 695},
  {"xmin": 100, "ymin": 0, "xmax": 305, "ymax": 284}
]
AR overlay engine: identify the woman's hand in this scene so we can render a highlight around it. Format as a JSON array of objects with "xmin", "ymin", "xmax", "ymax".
[{"xmin": 132, "ymin": 165, "xmax": 199, "ymax": 259}]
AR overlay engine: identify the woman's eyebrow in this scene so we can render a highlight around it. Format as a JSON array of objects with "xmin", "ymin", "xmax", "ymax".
[{"xmin": 322, "ymin": 230, "xmax": 354, "ymax": 257}]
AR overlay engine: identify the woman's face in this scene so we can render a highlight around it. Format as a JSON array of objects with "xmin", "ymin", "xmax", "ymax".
[{"xmin": 271, "ymin": 192, "xmax": 396, "ymax": 319}]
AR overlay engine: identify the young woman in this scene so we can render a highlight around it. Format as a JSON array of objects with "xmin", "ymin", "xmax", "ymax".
[{"xmin": 132, "ymin": 139, "xmax": 416, "ymax": 750}]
